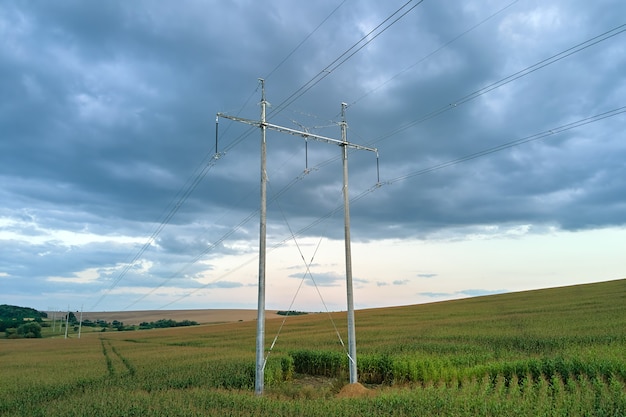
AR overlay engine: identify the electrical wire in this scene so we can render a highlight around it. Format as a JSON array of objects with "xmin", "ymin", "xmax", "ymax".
[
  {"xmin": 217, "ymin": 1, "xmax": 427, "ymax": 154},
  {"xmin": 92, "ymin": 0, "xmax": 351, "ymax": 308},
  {"xmin": 264, "ymin": 185, "xmax": 348, "ymax": 365},
  {"xmin": 385, "ymin": 106, "xmax": 626, "ymax": 184},
  {"xmin": 264, "ymin": 0, "xmax": 349, "ymax": 80},
  {"xmin": 120, "ymin": 127, "xmax": 319, "ymax": 311},
  {"xmin": 219, "ymin": 0, "xmax": 349, "ymax": 152},
  {"xmin": 216, "ymin": 1, "xmax": 428, "ymax": 161},
  {"xmin": 99, "ymin": 9, "xmax": 623, "ymax": 312},
  {"xmin": 124, "ymin": 161, "xmax": 316, "ymax": 310},
  {"xmin": 346, "ymin": 0, "xmax": 520, "ymax": 109},
  {"xmin": 369, "ymin": 23, "xmax": 626, "ymax": 146},
  {"xmin": 89, "ymin": 148, "xmax": 222, "ymax": 310},
  {"xmin": 121, "ymin": 24, "xmax": 623, "ymax": 311},
  {"xmin": 269, "ymin": 0, "xmax": 426, "ymax": 118},
  {"xmin": 152, "ymin": 105, "xmax": 624, "ymax": 309},
  {"xmin": 154, "ymin": 171, "xmax": 348, "ymax": 310},
  {"xmin": 121, "ymin": 189, "xmax": 260, "ymax": 311}
]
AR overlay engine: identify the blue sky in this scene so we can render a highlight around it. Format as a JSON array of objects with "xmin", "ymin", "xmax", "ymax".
[{"xmin": 1, "ymin": 0, "xmax": 624, "ymax": 313}]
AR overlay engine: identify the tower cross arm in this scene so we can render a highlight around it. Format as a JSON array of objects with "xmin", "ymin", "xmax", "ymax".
[
  {"xmin": 264, "ymin": 122, "xmax": 377, "ymax": 154},
  {"xmin": 216, "ymin": 113, "xmax": 263, "ymax": 128},
  {"xmin": 216, "ymin": 112, "xmax": 376, "ymax": 154}
]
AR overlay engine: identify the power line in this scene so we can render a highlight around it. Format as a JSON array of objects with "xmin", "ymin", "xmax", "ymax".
[
  {"xmin": 220, "ymin": 0, "xmax": 352, "ymax": 152},
  {"xmin": 93, "ymin": 0, "xmax": 356, "ymax": 309},
  {"xmin": 219, "ymin": 1, "xmax": 427, "ymax": 154},
  {"xmin": 269, "ymin": 0, "xmax": 425, "ymax": 118},
  {"xmin": 90, "ymin": 150, "xmax": 221, "ymax": 310},
  {"xmin": 101, "ymin": 9, "xmax": 623, "ymax": 312},
  {"xmin": 140, "ymin": 18, "xmax": 626, "ymax": 306},
  {"xmin": 121, "ymin": 158, "xmax": 316, "ymax": 310},
  {"xmin": 294, "ymin": 21, "xmax": 626, "ymax": 175},
  {"xmin": 264, "ymin": 0, "xmax": 349, "ymax": 80},
  {"xmin": 91, "ymin": 2, "xmax": 422, "ymax": 311},
  {"xmin": 385, "ymin": 106, "xmax": 626, "ymax": 184},
  {"xmin": 346, "ymin": 0, "xmax": 520, "ymax": 109},
  {"xmin": 218, "ymin": 1, "xmax": 427, "ymax": 158},
  {"xmin": 369, "ymin": 23, "xmax": 626, "ymax": 145},
  {"xmin": 124, "ymin": 21, "xmax": 623, "ymax": 311},
  {"xmin": 150, "ymin": 21, "xmax": 624, "ymax": 304},
  {"xmin": 265, "ymin": 185, "xmax": 348, "ymax": 366},
  {"xmin": 149, "ymin": 106, "xmax": 624, "ymax": 310},
  {"xmin": 155, "ymin": 185, "xmax": 344, "ymax": 310}
]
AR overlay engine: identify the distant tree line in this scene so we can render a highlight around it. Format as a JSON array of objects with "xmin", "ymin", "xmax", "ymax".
[
  {"xmin": 1, "ymin": 304, "xmax": 200, "ymax": 338},
  {"xmin": 83, "ymin": 318, "xmax": 199, "ymax": 332},
  {"xmin": 138, "ymin": 319, "xmax": 198, "ymax": 330},
  {"xmin": 0, "ymin": 304, "xmax": 47, "ymax": 321},
  {"xmin": 0, "ymin": 304, "xmax": 47, "ymax": 338},
  {"xmin": 276, "ymin": 311, "xmax": 308, "ymax": 316}
]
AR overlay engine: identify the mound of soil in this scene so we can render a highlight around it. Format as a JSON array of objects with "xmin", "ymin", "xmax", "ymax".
[{"xmin": 336, "ymin": 383, "xmax": 374, "ymax": 398}]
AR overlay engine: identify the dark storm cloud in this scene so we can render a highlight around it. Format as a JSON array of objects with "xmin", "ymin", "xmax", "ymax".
[{"xmin": 1, "ymin": 0, "xmax": 625, "ymax": 310}]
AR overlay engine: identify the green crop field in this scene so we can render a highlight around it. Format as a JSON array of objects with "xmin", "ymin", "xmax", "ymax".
[{"xmin": 1, "ymin": 279, "xmax": 625, "ymax": 416}]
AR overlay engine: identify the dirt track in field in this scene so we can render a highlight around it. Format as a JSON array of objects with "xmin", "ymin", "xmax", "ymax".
[{"xmin": 76, "ymin": 309, "xmax": 281, "ymax": 325}]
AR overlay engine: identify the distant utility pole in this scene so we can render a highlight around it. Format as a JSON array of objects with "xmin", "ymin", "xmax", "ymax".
[
  {"xmin": 78, "ymin": 305, "xmax": 83, "ymax": 339},
  {"xmin": 49, "ymin": 307, "xmax": 56, "ymax": 333},
  {"xmin": 217, "ymin": 79, "xmax": 378, "ymax": 394},
  {"xmin": 64, "ymin": 306, "xmax": 69, "ymax": 339}
]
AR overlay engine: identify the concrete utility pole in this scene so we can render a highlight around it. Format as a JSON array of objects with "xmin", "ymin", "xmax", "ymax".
[
  {"xmin": 255, "ymin": 79, "xmax": 268, "ymax": 396},
  {"xmin": 64, "ymin": 306, "xmax": 69, "ymax": 339},
  {"xmin": 78, "ymin": 305, "xmax": 84, "ymax": 339},
  {"xmin": 217, "ymin": 80, "xmax": 377, "ymax": 394},
  {"xmin": 50, "ymin": 308, "xmax": 56, "ymax": 333},
  {"xmin": 340, "ymin": 103, "xmax": 358, "ymax": 384}
]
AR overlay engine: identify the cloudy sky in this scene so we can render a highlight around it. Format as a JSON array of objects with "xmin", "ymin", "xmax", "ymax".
[{"xmin": 1, "ymin": 0, "xmax": 624, "ymax": 314}]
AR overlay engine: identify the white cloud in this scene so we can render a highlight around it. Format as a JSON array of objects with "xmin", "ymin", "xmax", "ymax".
[
  {"xmin": 48, "ymin": 267, "xmax": 105, "ymax": 285},
  {"xmin": 0, "ymin": 215, "xmax": 144, "ymax": 247}
]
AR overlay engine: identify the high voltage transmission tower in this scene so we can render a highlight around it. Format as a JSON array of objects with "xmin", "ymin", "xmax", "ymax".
[{"xmin": 217, "ymin": 79, "xmax": 379, "ymax": 395}]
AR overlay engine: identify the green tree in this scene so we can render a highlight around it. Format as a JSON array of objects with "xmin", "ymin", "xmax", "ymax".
[
  {"xmin": 0, "ymin": 304, "xmax": 46, "ymax": 320},
  {"xmin": 66, "ymin": 312, "xmax": 78, "ymax": 325},
  {"xmin": 16, "ymin": 322, "xmax": 42, "ymax": 338}
]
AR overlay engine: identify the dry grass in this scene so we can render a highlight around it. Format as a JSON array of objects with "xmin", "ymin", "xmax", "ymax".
[{"xmin": 71, "ymin": 309, "xmax": 282, "ymax": 325}]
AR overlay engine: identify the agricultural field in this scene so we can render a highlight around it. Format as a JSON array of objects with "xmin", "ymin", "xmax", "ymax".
[{"xmin": 1, "ymin": 279, "xmax": 625, "ymax": 416}]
